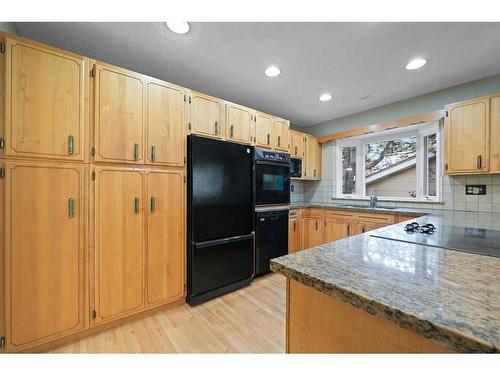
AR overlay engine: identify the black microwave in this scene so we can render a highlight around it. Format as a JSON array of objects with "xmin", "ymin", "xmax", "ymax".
[{"xmin": 290, "ymin": 158, "xmax": 302, "ymax": 178}]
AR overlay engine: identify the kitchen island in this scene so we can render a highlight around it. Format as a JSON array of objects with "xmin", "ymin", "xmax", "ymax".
[{"xmin": 271, "ymin": 211, "xmax": 500, "ymax": 353}]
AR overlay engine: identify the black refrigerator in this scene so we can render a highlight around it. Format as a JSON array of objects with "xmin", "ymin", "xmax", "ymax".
[{"xmin": 187, "ymin": 135, "xmax": 255, "ymax": 305}]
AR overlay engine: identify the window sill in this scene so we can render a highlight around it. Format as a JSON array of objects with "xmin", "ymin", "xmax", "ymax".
[{"xmin": 332, "ymin": 196, "xmax": 445, "ymax": 204}]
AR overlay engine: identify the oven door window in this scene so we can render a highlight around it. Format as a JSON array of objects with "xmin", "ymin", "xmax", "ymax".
[{"xmin": 256, "ymin": 163, "xmax": 290, "ymax": 205}]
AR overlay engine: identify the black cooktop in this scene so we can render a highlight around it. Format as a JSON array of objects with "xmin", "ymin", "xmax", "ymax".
[{"xmin": 371, "ymin": 223, "xmax": 500, "ymax": 259}]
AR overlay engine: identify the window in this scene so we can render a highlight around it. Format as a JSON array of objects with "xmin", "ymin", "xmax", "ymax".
[{"xmin": 336, "ymin": 122, "xmax": 441, "ymax": 202}]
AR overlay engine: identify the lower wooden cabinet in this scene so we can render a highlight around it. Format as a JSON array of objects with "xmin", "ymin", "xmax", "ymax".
[
  {"xmin": 301, "ymin": 217, "xmax": 324, "ymax": 249},
  {"xmin": 288, "ymin": 209, "xmax": 302, "ymax": 254},
  {"xmin": 3, "ymin": 161, "xmax": 87, "ymax": 352},
  {"xmin": 325, "ymin": 219, "xmax": 351, "ymax": 242},
  {"xmin": 146, "ymin": 170, "xmax": 185, "ymax": 306}
]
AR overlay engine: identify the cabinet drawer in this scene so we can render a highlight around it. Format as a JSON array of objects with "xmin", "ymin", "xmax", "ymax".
[
  {"xmin": 356, "ymin": 212, "xmax": 394, "ymax": 224},
  {"xmin": 325, "ymin": 209, "xmax": 356, "ymax": 221},
  {"xmin": 302, "ymin": 208, "xmax": 324, "ymax": 218}
]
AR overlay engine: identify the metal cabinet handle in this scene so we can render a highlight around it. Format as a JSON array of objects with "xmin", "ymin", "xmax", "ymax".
[
  {"xmin": 68, "ymin": 198, "xmax": 75, "ymax": 218},
  {"xmin": 68, "ymin": 135, "xmax": 75, "ymax": 155},
  {"xmin": 267, "ymin": 134, "xmax": 270, "ymax": 145},
  {"xmin": 294, "ymin": 146, "xmax": 297, "ymax": 155},
  {"xmin": 214, "ymin": 121, "xmax": 219, "ymax": 135},
  {"xmin": 134, "ymin": 143, "xmax": 140, "ymax": 161},
  {"xmin": 347, "ymin": 224, "xmax": 351, "ymax": 236},
  {"xmin": 314, "ymin": 169, "xmax": 317, "ymax": 177},
  {"xmin": 293, "ymin": 221, "xmax": 296, "ymax": 231},
  {"xmin": 134, "ymin": 197, "xmax": 140, "ymax": 213},
  {"xmin": 362, "ymin": 227, "xmax": 365, "ymax": 233},
  {"xmin": 230, "ymin": 125, "xmax": 234, "ymax": 138},
  {"xmin": 151, "ymin": 145, "xmax": 156, "ymax": 162},
  {"xmin": 477, "ymin": 155, "xmax": 482, "ymax": 169},
  {"xmin": 315, "ymin": 220, "xmax": 319, "ymax": 230},
  {"xmin": 278, "ymin": 136, "xmax": 281, "ymax": 147},
  {"xmin": 150, "ymin": 196, "xmax": 156, "ymax": 213}
]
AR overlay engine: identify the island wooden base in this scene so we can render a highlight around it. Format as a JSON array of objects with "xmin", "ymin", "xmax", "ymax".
[{"xmin": 286, "ymin": 279, "xmax": 454, "ymax": 353}]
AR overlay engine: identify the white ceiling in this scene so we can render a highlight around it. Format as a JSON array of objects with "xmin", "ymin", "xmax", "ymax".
[{"xmin": 16, "ymin": 22, "xmax": 500, "ymax": 127}]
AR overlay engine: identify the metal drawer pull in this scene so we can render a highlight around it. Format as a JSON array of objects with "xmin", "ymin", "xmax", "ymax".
[
  {"xmin": 68, "ymin": 135, "xmax": 75, "ymax": 155},
  {"xmin": 477, "ymin": 155, "xmax": 482, "ymax": 169},
  {"xmin": 151, "ymin": 145, "xmax": 156, "ymax": 162},
  {"xmin": 134, "ymin": 197, "xmax": 140, "ymax": 213},
  {"xmin": 150, "ymin": 196, "xmax": 156, "ymax": 213},
  {"xmin": 68, "ymin": 198, "xmax": 75, "ymax": 218},
  {"xmin": 134, "ymin": 143, "xmax": 140, "ymax": 161}
]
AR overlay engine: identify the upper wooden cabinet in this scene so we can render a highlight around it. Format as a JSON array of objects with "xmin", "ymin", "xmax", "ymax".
[
  {"xmin": 3, "ymin": 161, "xmax": 86, "ymax": 352},
  {"xmin": 304, "ymin": 134, "xmax": 321, "ymax": 180},
  {"xmin": 93, "ymin": 62, "xmax": 146, "ymax": 164},
  {"xmin": 445, "ymin": 97, "xmax": 490, "ymax": 174},
  {"xmin": 291, "ymin": 130, "xmax": 305, "ymax": 159},
  {"xmin": 93, "ymin": 167, "xmax": 145, "ymax": 324},
  {"xmin": 146, "ymin": 170, "xmax": 185, "ymax": 306},
  {"xmin": 489, "ymin": 95, "xmax": 500, "ymax": 172},
  {"xmin": 189, "ymin": 91, "xmax": 225, "ymax": 139},
  {"xmin": 2, "ymin": 37, "xmax": 88, "ymax": 161},
  {"xmin": 255, "ymin": 112, "xmax": 275, "ymax": 148},
  {"xmin": 146, "ymin": 79, "xmax": 186, "ymax": 166},
  {"xmin": 226, "ymin": 102, "xmax": 254, "ymax": 145},
  {"xmin": 274, "ymin": 119, "xmax": 290, "ymax": 152}
]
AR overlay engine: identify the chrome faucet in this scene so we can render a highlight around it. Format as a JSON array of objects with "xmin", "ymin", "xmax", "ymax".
[{"xmin": 369, "ymin": 195, "xmax": 377, "ymax": 208}]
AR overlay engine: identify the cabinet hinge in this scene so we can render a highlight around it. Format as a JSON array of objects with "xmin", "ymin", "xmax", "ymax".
[
  {"xmin": 0, "ymin": 42, "xmax": 5, "ymax": 54},
  {"xmin": 0, "ymin": 138, "xmax": 4, "ymax": 149},
  {"xmin": 91, "ymin": 146, "xmax": 95, "ymax": 156},
  {"xmin": 0, "ymin": 168, "xmax": 5, "ymax": 179},
  {"xmin": 0, "ymin": 336, "xmax": 5, "ymax": 348},
  {"xmin": 92, "ymin": 310, "xmax": 97, "ymax": 319},
  {"xmin": 91, "ymin": 171, "xmax": 96, "ymax": 181},
  {"xmin": 91, "ymin": 64, "xmax": 96, "ymax": 77}
]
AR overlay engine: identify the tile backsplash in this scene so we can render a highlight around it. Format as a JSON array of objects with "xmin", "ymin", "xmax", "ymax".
[{"xmin": 290, "ymin": 142, "xmax": 500, "ymax": 213}]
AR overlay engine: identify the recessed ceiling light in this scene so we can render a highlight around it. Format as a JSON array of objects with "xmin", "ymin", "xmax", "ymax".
[
  {"xmin": 318, "ymin": 93, "xmax": 332, "ymax": 102},
  {"xmin": 405, "ymin": 58, "xmax": 427, "ymax": 70},
  {"xmin": 166, "ymin": 22, "xmax": 190, "ymax": 34},
  {"xmin": 264, "ymin": 66, "xmax": 281, "ymax": 77}
]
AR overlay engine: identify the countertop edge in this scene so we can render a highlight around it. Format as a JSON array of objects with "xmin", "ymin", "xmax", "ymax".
[{"xmin": 270, "ymin": 260, "xmax": 498, "ymax": 353}]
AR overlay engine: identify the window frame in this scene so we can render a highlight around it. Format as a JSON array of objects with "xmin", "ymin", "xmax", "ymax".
[{"xmin": 335, "ymin": 122, "xmax": 441, "ymax": 202}]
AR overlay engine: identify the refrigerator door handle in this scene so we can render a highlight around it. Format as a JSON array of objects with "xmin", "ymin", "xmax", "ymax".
[{"xmin": 194, "ymin": 233, "xmax": 255, "ymax": 249}]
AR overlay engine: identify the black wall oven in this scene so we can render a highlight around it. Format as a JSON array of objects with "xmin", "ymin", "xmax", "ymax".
[{"xmin": 254, "ymin": 148, "xmax": 291, "ymax": 206}]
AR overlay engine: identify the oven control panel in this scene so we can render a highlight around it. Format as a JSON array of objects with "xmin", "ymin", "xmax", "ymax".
[{"xmin": 255, "ymin": 148, "xmax": 291, "ymax": 164}]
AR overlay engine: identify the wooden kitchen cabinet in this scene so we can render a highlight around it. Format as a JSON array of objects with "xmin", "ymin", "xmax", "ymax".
[
  {"xmin": 93, "ymin": 166, "xmax": 145, "ymax": 324},
  {"xmin": 226, "ymin": 102, "xmax": 254, "ymax": 145},
  {"xmin": 325, "ymin": 219, "xmax": 351, "ymax": 242},
  {"xmin": 146, "ymin": 79, "xmax": 186, "ymax": 166},
  {"xmin": 288, "ymin": 209, "xmax": 302, "ymax": 253},
  {"xmin": 3, "ymin": 161, "xmax": 87, "ymax": 352},
  {"xmin": 274, "ymin": 118, "xmax": 290, "ymax": 152},
  {"xmin": 93, "ymin": 62, "xmax": 146, "ymax": 164},
  {"xmin": 2, "ymin": 37, "xmax": 88, "ymax": 161},
  {"xmin": 445, "ymin": 96, "xmax": 490, "ymax": 174},
  {"xmin": 301, "ymin": 217, "xmax": 324, "ymax": 249},
  {"xmin": 146, "ymin": 169, "xmax": 185, "ymax": 306},
  {"xmin": 189, "ymin": 91, "xmax": 225, "ymax": 139},
  {"xmin": 255, "ymin": 112, "xmax": 275, "ymax": 148},
  {"xmin": 489, "ymin": 95, "xmax": 500, "ymax": 172},
  {"xmin": 290, "ymin": 130, "xmax": 305, "ymax": 159},
  {"xmin": 304, "ymin": 134, "xmax": 321, "ymax": 180}
]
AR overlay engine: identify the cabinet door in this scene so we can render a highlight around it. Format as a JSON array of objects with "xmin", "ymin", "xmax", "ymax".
[
  {"xmin": 305, "ymin": 135, "xmax": 321, "ymax": 180},
  {"xmin": 288, "ymin": 217, "xmax": 301, "ymax": 253},
  {"xmin": 357, "ymin": 222, "xmax": 385, "ymax": 234},
  {"xmin": 4, "ymin": 161, "xmax": 86, "ymax": 351},
  {"xmin": 291, "ymin": 131, "xmax": 305, "ymax": 158},
  {"xmin": 94, "ymin": 167, "xmax": 144, "ymax": 324},
  {"xmin": 445, "ymin": 98, "xmax": 490, "ymax": 173},
  {"xmin": 226, "ymin": 103, "xmax": 254, "ymax": 144},
  {"xmin": 324, "ymin": 219, "xmax": 350, "ymax": 243},
  {"xmin": 490, "ymin": 96, "xmax": 500, "ymax": 172},
  {"xmin": 4, "ymin": 38, "xmax": 87, "ymax": 161},
  {"xmin": 255, "ymin": 113, "xmax": 274, "ymax": 148},
  {"xmin": 301, "ymin": 218, "xmax": 324, "ymax": 249},
  {"xmin": 190, "ymin": 92, "xmax": 224, "ymax": 139},
  {"xmin": 146, "ymin": 170, "xmax": 185, "ymax": 306},
  {"xmin": 146, "ymin": 81, "xmax": 185, "ymax": 166},
  {"xmin": 94, "ymin": 63, "xmax": 145, "ymax": 163},
  {"xmin": 275, "ymin": 119, "xmax": 290, "ymax": 151}
]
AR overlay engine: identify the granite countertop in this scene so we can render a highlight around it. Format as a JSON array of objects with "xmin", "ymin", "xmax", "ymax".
[
  {"xmin": 289, "ymin": 201, "xmax": 439, "ymax": 216},
  {"xmin": 271, "ymin": 210, "xmax": 500, "ymax": 353}
]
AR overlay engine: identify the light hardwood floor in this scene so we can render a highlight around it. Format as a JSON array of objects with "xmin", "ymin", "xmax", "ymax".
[{"xmin": 50, "ymin": 274, "xmax": 286, "ymax": 353}]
